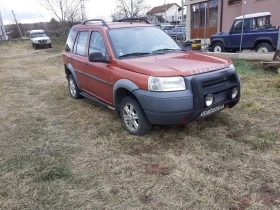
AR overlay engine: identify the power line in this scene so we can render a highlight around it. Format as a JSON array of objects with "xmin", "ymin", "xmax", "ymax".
[{"xmin": 0, "ymin": 0, "xmax": 14, "ymax": 23}]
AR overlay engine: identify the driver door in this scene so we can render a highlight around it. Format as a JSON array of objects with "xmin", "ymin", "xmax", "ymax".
[{"xmin": 83, "ymin": 31, "xmax": 114, "ymax": 105}]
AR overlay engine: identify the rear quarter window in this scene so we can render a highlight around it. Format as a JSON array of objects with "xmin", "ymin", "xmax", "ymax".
[
  {"xmin": 65, "ymin": 28, "xmax": 77, "ymax": 52},
  {"xmin": 73, "ymin": 31, "xmax": 89, "ymax": 56}
]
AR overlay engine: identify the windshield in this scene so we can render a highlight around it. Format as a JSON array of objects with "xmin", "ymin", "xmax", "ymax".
[
  {"xmin": 108, "ymin": 27, "xmax": 181, "ymax": 58},
  {"xmin": 174, "ymin": 27, "xmax": 185, "ymax": 32},
  {"xmin": 31, "ymin": 33, "xmax": 47, "ymax": 38}
]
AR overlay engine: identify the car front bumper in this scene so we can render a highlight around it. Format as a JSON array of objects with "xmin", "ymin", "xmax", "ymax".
[{"xmin": 133, "ymin": 68, "xmax": 241, "ymax": 125}]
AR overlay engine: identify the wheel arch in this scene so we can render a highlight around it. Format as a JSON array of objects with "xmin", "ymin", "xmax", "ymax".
[
  {"xmin": 253, "ymin": 38, "xmax": 273, "ymax": 49},
  {"xmin": 211, "ymin": 38, "xmax": 225, "ymax": 47},
  {"xmin": 64, "ymin": 63, "xmax": 80, "ymax": 89},
  {"xmin": 113, "ymin": 79, "xmax": 139, "ymax": 114}
]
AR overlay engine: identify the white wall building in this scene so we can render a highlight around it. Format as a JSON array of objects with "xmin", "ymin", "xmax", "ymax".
[{"xmin": 147, "ymin": 3, "xmax": 183, "ymax": 24}]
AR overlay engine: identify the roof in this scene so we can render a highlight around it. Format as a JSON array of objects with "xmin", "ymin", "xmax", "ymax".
[
  {"xmin": 73, "ymin": 22, "xmax": 153, "ymax": 30},
  {"xmin": 235, "ymin": 12, "xmax": 271, "ymax": 20},
  {"xmin": 147, "ymin": 3, "xmax": 180, "ymax": 15},
  {"xmin": 30, "ymin": 29, "xmax": 45, "ymax": 34}
]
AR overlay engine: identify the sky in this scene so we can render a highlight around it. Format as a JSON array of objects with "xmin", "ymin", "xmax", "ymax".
[{"xmin": 0, "ymin": 0, "xmax": 182, "ymax": 25}]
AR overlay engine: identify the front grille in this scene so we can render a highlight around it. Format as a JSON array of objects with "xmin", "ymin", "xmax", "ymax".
[
  {"xmin": 189, "ymin": 68, "xmax": 240, "ymax": 110},
  {"xmin": 202, "ymin": 76, "xmax": 229, "ymax": 88}
]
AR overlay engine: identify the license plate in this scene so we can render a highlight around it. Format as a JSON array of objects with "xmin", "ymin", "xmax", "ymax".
[{"xmin": 200, "ymin": 104, "xmax": 224, "ymax": 117}]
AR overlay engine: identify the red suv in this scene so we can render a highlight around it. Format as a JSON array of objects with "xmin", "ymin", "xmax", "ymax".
[{"xmin": 63, "ymin": 19, "xmax": 240, "ymax": 135}]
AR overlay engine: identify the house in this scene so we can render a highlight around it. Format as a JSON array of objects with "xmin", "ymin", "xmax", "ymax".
[
  {"xmin": 184, "ymin": 0, "xmax": 280, "ymax": 40},
  {"xmin": 147, "ymin": 3, "xmax": 183, "ymax": 24}
]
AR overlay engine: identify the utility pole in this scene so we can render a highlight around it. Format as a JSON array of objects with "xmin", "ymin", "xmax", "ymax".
[
  {"xmin": 80, "ymin": 0, "xmax": 88, "ymax": 22},
  {"xmin": 239, "ymin": 1, "xmax": 246, "ymax": 52},
  {"xmin": 277, "ymin": 26, "xmax": 280, "ymax": 49},
  {"xmin": 203, "ymin": 2, "xmax": 207, "ymax": 49},
  {"xmin": 131, "ymin": 0, "xmax": 133, "ymax": 17},
  {"xmin": 181, "ymin": 0, "xmax": 184, "ymax": 23},
  {"xmin": 11, "ymin": 10, "xmax": 22, "ymax": 38},
  {"xmin": 164, "ymin": 0, "xmax": 166, "ymax": 23},
  {"xmin": 0, "ymin": 10, "xmax": 8, "ymax": 40}
]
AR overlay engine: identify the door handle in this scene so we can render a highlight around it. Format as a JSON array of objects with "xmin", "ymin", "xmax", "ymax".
[{"xmin": 84, "ymin": 62, "xmax": 89, "ymax": 66}]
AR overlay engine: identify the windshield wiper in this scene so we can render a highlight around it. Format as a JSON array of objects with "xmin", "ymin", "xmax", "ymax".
[
  {"xmin": 152, "ymin": 48, "xmax": 183, "ymax": 54},
  {"xmin": 119, "ymin": 52, "xmax": 150, "ymax": 58}
]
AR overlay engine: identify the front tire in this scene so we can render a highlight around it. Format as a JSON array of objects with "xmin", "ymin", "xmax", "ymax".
[
  {"xmin": 255, "ymin": 42, "xmax": 273, "ymax": 52},
  {"xmin": 120, "ymin": 97, "xmax": 152, "ymax": 135},
  {"xmin": 213, "ymin": 42, "xmax": 225, "ymax": 53},
  {"xmin": 48, "ymin": 43, "xmax": 52, "ymax": 48},
  {"xmin": 68, "ymin": 75, "xmax": 81, "ymax": 99}
]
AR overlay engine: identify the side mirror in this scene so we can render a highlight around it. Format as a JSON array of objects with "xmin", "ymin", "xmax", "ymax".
[
  {"xmin": 89, "ymin": 52, "xmax": 109, "ymax": 63},
  {"xmin": 65, "ymin": 44, "xmax": 70, "ymax": 52}
]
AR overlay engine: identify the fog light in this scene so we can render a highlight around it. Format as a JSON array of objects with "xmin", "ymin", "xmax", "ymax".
[
  {"xmin": 231, "ymin": 88, "xmax": 238, "ymax": 99},
  {"xmin": 205, "ymin": 94, "xmax": 214, "ymax": 107}
]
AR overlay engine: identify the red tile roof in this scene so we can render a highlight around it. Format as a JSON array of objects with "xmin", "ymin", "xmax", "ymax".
[{"xmin": 147, "ymin": 3, "xmax": 179, "ymax": 15}]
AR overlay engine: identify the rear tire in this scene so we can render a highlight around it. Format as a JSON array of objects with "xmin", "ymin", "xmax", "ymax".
[
  {"xmin": 120, "ymin": 97, "xmax": 152, "ymax": 135},
  {"xmin": 68, "ymin": 75, "xmax": 81, "ymax": 99},
  {"xmin": 255, "ymin": 42, "xmax": 273, "ymax": 52},
  {"xmin": 213, "ymin": 42, "xmax": 225, "ymax": 53}
]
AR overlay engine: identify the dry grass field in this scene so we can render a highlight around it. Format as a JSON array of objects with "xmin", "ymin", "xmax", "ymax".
[{"xmin": 0, "ymin": 40, "xmax": 279, "ymax": 209}]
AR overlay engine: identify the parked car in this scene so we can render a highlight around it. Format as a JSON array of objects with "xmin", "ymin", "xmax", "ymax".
[
  {"xmin": 162, "ymin": 25, "xmax": 176, "ymax": 34},
  {"xmin": 63, "ymin": 19, "xmax": 241, "ymax": 135},
  {"xmin": 209, "ymin": 12, "xmax": 279, "ymax": 53},
  {"xmin": 169, "ymin": 26, "xmax": 186, "ymax": 40},
  {"xmin": 30, "ymin": 29, "xmax": 52, "ymax": 50}
]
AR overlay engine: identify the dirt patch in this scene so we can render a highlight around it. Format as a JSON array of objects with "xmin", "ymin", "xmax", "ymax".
[{"xmin": 145, "ymin": 164, "xmax": 171, "ymax": 175}]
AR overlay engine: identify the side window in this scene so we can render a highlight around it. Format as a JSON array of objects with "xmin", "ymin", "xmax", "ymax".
[
  {"xmin": 250, "ymin": 16, "xmax": 271, "ymax": 30},
  {"xmin": 65, "ymin": 28, "xmax": 77, "ymax": 51},
  {"xmin": 88, "ymin": 31, "xmax": 107, "ymax": 56},
  {"xmin": 73, "ymin": 31, "xmax": 88, "ymax": 56},
  {"xmin": 232, "ymin": 20, "xmax": 246, "ymax": 32},
  {"xmin": 250, "ymin": 18, "xmax": 257, "ymax": 29}
]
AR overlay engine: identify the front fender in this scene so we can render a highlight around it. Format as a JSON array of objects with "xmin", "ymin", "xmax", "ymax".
[
  {"xmin": 210, "ymin": 38, "xmax": 225, "ymax": 46},
  {"xmin": 113, "ymin": 79, "xmax": 139, "ymax": 106}
]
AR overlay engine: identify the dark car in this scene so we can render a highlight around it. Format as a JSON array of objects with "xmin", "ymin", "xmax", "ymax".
[{"xmin": 209, "ymin": 12, "xmax": 278, "ymax": 53}]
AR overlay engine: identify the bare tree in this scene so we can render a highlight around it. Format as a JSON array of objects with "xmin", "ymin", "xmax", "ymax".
[
  {"xmin": 111, "ymin": 0, "xmax": 149, "ymax": 20},
  {"xmin": 40, "ymin": 0, "xmax": 82, "ymax": 23}
]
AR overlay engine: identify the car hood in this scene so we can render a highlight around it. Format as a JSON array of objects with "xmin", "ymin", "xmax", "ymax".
[
  {"xmin": 212, "ymin": 31, "xmax": 230, "ymax": 37},
  {"xmin": 116, "ymin": 51, "xmax": 231, "ymax": 77}
]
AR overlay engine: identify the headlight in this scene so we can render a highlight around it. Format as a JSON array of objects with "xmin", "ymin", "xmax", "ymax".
[
  {"xmin": 205, "ymin": 94, "xmax": 214, "ymax": 107},
  {"xmin": 229, "ymin": 63, "xmax": 235, "ymax": 71},
  {"xmin": 231, "ymin": 88, "xmax": 238, "ymax": 99},
  {"xmin": 148, "ymin": 76, "xmax": 186, "ymax": 92}
]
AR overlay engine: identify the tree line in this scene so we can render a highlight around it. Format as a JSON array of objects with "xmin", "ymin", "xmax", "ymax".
[{"xmin": 6, "ymin": 0, "xmax": 149, "ymax": 39}]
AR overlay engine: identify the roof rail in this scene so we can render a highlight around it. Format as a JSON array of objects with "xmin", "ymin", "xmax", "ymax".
[
  {"xmin": 116, "ymin": 18, "xmax": 150, "ymax": 24},
  {"xmin": 83, "ymin": 19, "xmax": 110, "ymax": 28}
]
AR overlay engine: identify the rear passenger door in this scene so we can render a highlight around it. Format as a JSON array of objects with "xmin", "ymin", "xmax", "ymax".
[{"xmin": 71, "ymin": 31, "xmax": 90, "ymax": 91}]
